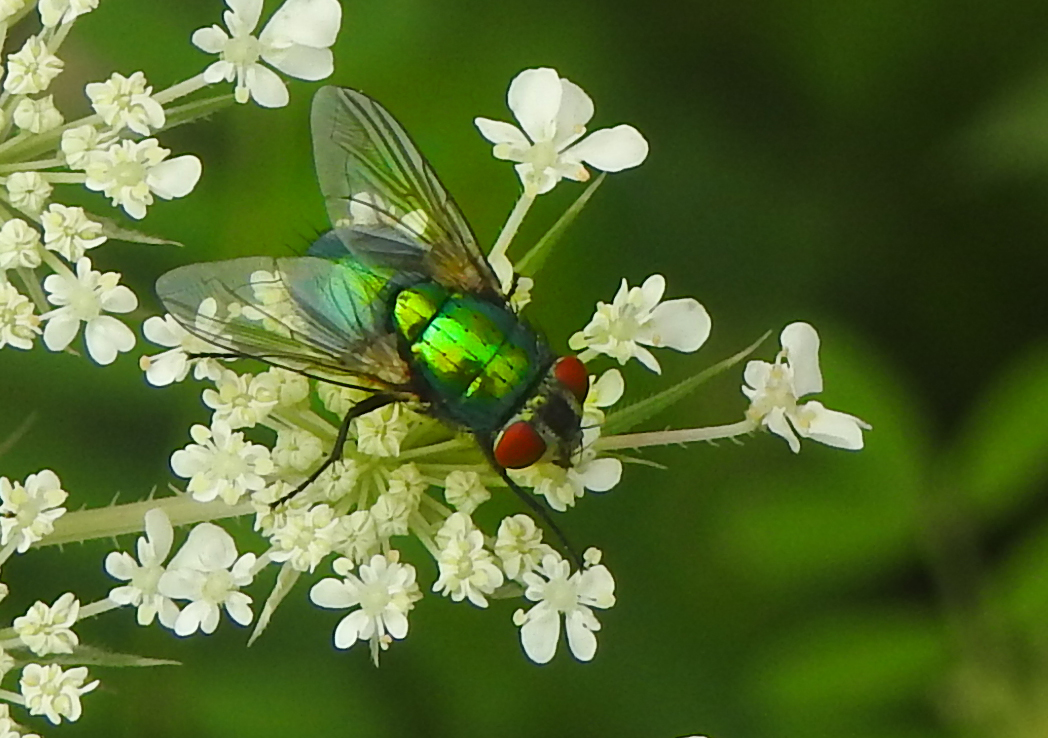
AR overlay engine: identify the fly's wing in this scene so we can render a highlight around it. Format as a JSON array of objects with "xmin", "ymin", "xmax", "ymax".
[
  {"xmin": 155, "ymin": 255, "xmax": 413, "ymax": 389},
  {"xmin": 311, "ymin": 86, "xmax": 505, "ymax": 302}
]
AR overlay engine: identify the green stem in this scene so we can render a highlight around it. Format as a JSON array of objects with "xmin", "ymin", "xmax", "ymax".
[
  {"xmin": 597, "ymin": 419, "xmax": 758, "ymax": 450},
  {"xmin": 38, "ymin": 496, "xmax": 252, "ymax": 548},
  {"xmin": 153, "ymin": 73, "xmax": 210, "ymax": 106}
]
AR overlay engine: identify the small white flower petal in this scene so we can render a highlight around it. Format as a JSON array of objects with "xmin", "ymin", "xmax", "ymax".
[
  {"xmin": 474, "ymin": 117, "xmax": 530, "ymax": 151},
  {"xmin": 577, "ymin": 458, "xmax": 622, "ymax": 492},
  {"xmin": 566, "ymin": 125, "xmax": 649, "ymax": 172},
  {"xmin": 765, "ymin": 406, "xmax": 800, "ymax": 453},
  {"xmin": 794, "ymin": 401, "xmax": 870, "ymax": 450},
  {"xmin": 520, "ymin": 607, "xmax": 560, "ymax": 664},
  {"xmin": 192, "ymin": 25, "xmax": 229, "ymax": 53},
  {"xmin": 146, "ymin": 155, "xmax": 202, "ymax": 200},
  {"xmin": 246, "ymin": 64, "xmax": 289, "ymax": 108},
  {"xmin": 84, "ymin": 316, "xmax": 135, "ymax": 365},
  {"xmin": 262, "ymin": 0, "xmax": 341, "ymax": 48},
  {"xmin": 263, "ymin": 44, "xmax": 333, "ymax": 81},
  {"xmin": 780, "ymin": 322, "xmax": 823, "ymax": 398},
  {"xmin": 637, "ymin": 298, "xmax": 711, "ymax": 353},
  {"xmin": 507, "ymin": 67, "xmax": 562, "ymax": 143}
]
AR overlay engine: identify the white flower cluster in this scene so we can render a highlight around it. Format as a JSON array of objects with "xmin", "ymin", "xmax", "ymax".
[
  {"xmin": 0, "ymin": 468, "xmax": 106, "ymax": 728},
  {"xmin": 0, "ymin": 0, "xmax": 341, "ymax": 366}
]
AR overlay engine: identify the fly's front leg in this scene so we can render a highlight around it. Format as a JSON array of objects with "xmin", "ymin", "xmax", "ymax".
[{"xmin": 271, "ymin": 393, "xmax": 396, "ymax": 508}]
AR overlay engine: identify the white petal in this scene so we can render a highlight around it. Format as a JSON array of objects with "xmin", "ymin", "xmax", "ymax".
[
  {"xmin": 564, "ymin": 610, "xmax": 598, "ymax": 661},
  {"xmin": 246, "ymin": 64, "xmax": 290, "ymax": 108},
  {"xmin": 147, "ymin": 155, "xmax": 202, "ymax": 200},
  {"xmin": 202, "ymin": 60, "xmax": 235, "ymax": 84},
  {"xmin": 765, "ymin": 406, "xmax": 800, "ymax": 453},
  {"xmin": 227, "ymin": 0, "xmax": 263, "ymax": 31},
  {"xmin": 263, "ymin": 44, "xmax": 333, "ymax": 81},
  {"xmin": 84, "ymin": 316, "xmax": 135, "ymax": 365},
  {"xmin": 474, "ymin": 117, "xmax": 529, "ymax": 151},
  {"xmin": 636, "ymin": 274, "xmax": 666, "ymax": 312},
  {"xmin": 144, "ymin": 508, "xmax": 174, "ymax": 561},
  {"xmin": 383, "ymin": 608, "xmax": 409, "ymax": 639},
  {"xmin": 507, "ymin": 68, "xmax": 562, "ymax": 143},
  {"xmin": 638, "ymin": 298, "xmax": 711, "ymax": 353},
  {"xmin": 794, "ymin": 401, "xmax": 870, "ymax": 450},
  {"xmin": 107, "ymin": 585, "xmax": 138, "ymax": 606},
  {"xmin": 43, "ymin": 315, "xmax": 80, "ymax": 352},
  {"xmin": 565, "ymin": 125, "xmax": 649, "ymax": 172},
  {"xmin": 743, "ymin": 360, "xmax": 772, "ymax": 392},
  {"xmin": 169, "ymin": 523, "xmax": 237, "ymax": 571},
  {"xmin": 191, "ymin": 25, "xmax": 229, "ymax": 54},
  {"xmin": 100, "ymin": 284, "xmax": 138, "ymax": 314},
  {"xmin": 104, "ymin": 551, "xmax": 135, "ymax": 581},
  {"xmin": 520, "ymin": 608, "xmax": 560, "ymax": 664},
  {"xmin": 632, "ymin": 344, "xmax": 661, "ymax": 374},
  {"xmin": 224, "ymin": 592, "xmax": 254, "ymax": 625},
  {"xmin": 310, "ymin": 578, "xmax": 356, "ymax": 609},
  {"xmin": 781, "ymin": 322, "xmax": 822, "ymax": 397},
  {"xmin": 589, "ymin": 369, "xmax": 624, "ymax": 407},
  {"xmin": 334, "ymin": 611, "xmax": 369, "ymax": 648},
  {"xmin": 158, "ymin": 598, "xmax": 181, "ymax": 629},
  {"xmin": 159, "ymin": 569, "xmax": 203, "ymax": 601},
  {"xmin": 578, "ymin": 458, "xmax": 621, "ymax": 492},
  {"xmin": 262, "ymin": 0, "xmax": 341, "ymax": 48},
  {"xmin": 143, "ymin": 316, "xmax": 179, "ymax": 347},
  {"xmin": 552, "ymin": 78, "xmax": 594, "ymax": 147}
]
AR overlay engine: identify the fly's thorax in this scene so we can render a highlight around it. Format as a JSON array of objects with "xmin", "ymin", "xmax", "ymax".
[
  {"xmin": 391, "ymin": 282, "xmax": 548, "ymax": 433},
  {"xmin": 493, "ymin": 358, "xmax": 588, "ymax": 469}
]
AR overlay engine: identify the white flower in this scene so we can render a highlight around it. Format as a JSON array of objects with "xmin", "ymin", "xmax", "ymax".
[
  {"xmin": 85, "ymin": 71, "xmax": 165, "ymax": 136},
  {"xmin": 318, "ymin": 382, "xmax": 372, "ymax": 415},
  {"xmin": 432, "ymin": 513, "xmax": 504, "ymax": 607},
  {"xmin": 203, "ymin": 368, "xmax": 279, "ymax": 428},
  {"xmin": 40, "ymin": 204, "xmax": 106, "ymax": 262},
  {"xmin": 310, "ymin": 553, "xmax": 422, "ymax": 661},
  {"xmin": 513, "ymin": 450, "xmax": 622, "ymax": 512},
  {"xmin": 12, "ymin": 95, "xmax": 63, "ymax": 133},
  {"xmin": 41, "ymin": 257, "xmax": 137, "ymax": 365},
  {"xmin": 60, "ymin": 124, "xmax": 104, "ymax": 169},
  {"xmin": 6, "ymin": 171, "xmax": 52, "ymax": 214},
  {"xmin": 582, "ymin": 368, "xmax": 624, "ymax": 428},
  {"xmin": 4, "ymin": 36, "xmax": 63, "ymax": 94},
  {"xmin": 513, "ymin": 552, "xmax": 615, "ymax": 663},
  {"xmin": 13, "ymin": 593, "xmax": 79, "ymax": 656},
  {"xmin": 0, "ymin": 281, "xmax": 41, "ymax": 350},
  {"xmin": 271, "ymin": 427, "xmax": 323, "ymax": 473},
  {"xmin": 192, "ymin": 0, "xmax": 342, "ymax": 107},
  {"xmin": 158, "ymin": 522, "xmax": 257, "ymax": 636},
  {"xmin": 83, "ymin": 138, "xmax": 202, "ymax": 219},
  {"xmin": 20, "ymin": 664, "xmax": 99, "ymax": 725},
  {"xmin": 170, "ymin": 420, "xmax": 274, "ymax": 505},
  {"xmin": 268, "ymin": 503, "xmax": 340, "ymax": 572},
  {"xmin": 442, "ymin": 469, "xmax": 490, "ymax": 514},
  {"xmin": 104, "ymin": 508, "xmax": 180, "ymax": 628},
  {"xmin": 743, "ymin": 322, "xmax": 871, "ymax": 453},
  {"xmin": 140, "ymin": 301, "xmax": 229, "ymax": 386},
  {"xmin": 369, "ymin": 463, "xmax": 425, "ymax": 538},
  {"xmin": 475, "ymin": 67, "xmax": 649, "ymax": 196},
  {"xmin": 0, "ymin": 0, "xmax": 28, "ymax": 24},
  {"xmin": 0, "ymin": 469, "xmax": 66, "ymax": 553},
  {"xmin": 312, "ymin": 458, "xmax": 359, "ymax": 502},
  {"xmin": 332, "ymin": 509, "xmax": 379, "ymax": 563},
  {"xmin": 495, "ymin": 514, "xmax": 555, "ymax": 580},
  {"xmin": 38, "ymin": 0, "xmax": 97, "ymax": 27},
  {"xmin": 354, "ymin": 403, "xmax": 411, "ymax": 457},
  {"xmin": 260, "ymin": 366, "xmax": 310, "ymax": 406},
  {"xmin": 569, "ymin": 274, "xmax": 711, "ymax": 374},
  {"xmin": 0, "ymin": 218, "xmax": 42, "ymax": 270}
]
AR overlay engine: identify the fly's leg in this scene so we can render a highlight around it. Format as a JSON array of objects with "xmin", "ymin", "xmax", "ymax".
[
  {"xmin": 492, "ymin": 463, "xmax": 584, "ymax": 571},
  {"xmin": 271, "ymin": 393, "xmax": 396, "ymax": 508}
]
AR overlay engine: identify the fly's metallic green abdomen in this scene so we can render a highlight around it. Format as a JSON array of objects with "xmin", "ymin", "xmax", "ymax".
[{"xmin": 393, "ymin": 281, "xmax": 547, "ymax": 432}]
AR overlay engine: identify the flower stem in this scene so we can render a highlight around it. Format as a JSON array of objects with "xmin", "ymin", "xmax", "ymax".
[
  {"xmin": 489, "ymin": 192, "xmax": 535, "ymax": 292},
  {"xmin": 153, "ymin": 73, "xmax": 210, "ymax": 106},
  {"xmin": 596, "ymin": 419, "xmax": 758, "ymax": 450},
  {"xmin": 39, "ymin": 496, "xmax": 252, "ymax": 548}
]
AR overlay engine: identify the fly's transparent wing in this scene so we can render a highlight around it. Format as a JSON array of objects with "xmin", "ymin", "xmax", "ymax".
[
  {"xmin": 311, "ymin": 85, "xmax": 504, "ymax": 301},
  {"xmin": 156, "ymin": 255, "xmax": 413, "ymax": 388}
]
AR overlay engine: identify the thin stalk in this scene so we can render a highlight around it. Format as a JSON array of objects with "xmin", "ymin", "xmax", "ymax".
[{"xmin": 597, "ymin": 419, "xmax": 757, "ymax": 450}]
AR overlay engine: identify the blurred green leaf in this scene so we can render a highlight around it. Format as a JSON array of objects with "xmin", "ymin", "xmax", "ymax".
[
  {"xmin": 49, "ymin": 645, "xmax": 179, "ymax": 668},
  {"xmin": 602, "ymin": 331, "xmax": 769, "ymax": 436},
  {"xmin": 948, "ymin": 342, "xmax": 1048, "ymax": 517}
]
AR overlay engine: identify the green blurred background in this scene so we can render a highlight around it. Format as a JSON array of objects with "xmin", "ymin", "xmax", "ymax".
[{"xmin": 3, "ymin": 0, "xmax": 1048, "ymax": 736}]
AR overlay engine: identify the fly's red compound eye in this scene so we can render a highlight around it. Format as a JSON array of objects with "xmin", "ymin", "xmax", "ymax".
[
  {"xmin": 553, "ymin": 355, "xmax": 589, "ymax": 403},
  {"xmin": 494, "ymin": 420, "xmax": 547, "ymax": 469}
]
